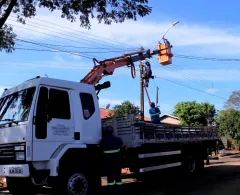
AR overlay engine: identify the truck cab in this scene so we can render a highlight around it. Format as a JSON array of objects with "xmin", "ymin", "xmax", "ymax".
[{"xmin": 0, "ymin": 77, "xmax": 103, "ymax": 194}]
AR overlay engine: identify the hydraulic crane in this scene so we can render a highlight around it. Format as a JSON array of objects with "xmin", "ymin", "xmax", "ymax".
[
  {"xmin": 80, "ymin": 38, "xmax": 173, "ymax": 119},
  {"xmin": 80, "ymin": 39, "xmax": 173, "ymax": 86}
]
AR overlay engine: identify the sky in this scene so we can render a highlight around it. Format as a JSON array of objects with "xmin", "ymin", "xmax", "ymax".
[{"xmin": 1, "ymin": 0, "xmax": 240, "ymax": 117}]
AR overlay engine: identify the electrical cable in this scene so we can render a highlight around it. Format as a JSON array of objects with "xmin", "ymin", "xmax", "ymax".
[
  {"xmin": 154, "ymin": 76, "xmax": 227, "ymax": 100},
  {"xmin": 9, "ymin": 16, "xmax": 137, "ymax": 51},
  {"xmin": 9, "ymin": 15, "xmax": 137, "ymax": 50}
]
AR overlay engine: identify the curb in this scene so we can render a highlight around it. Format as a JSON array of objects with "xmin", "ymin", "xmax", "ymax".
[{"xmin": 218, "ymin": 152, "xmax": 240, "ymax": 158}]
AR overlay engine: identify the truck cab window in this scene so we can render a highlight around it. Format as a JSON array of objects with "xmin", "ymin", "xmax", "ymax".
[
  {"xmin": 0, "ymin": 87, "xmax": 36, "ymax": 122},
  {"xmin": 49, "ymin": 88, "xmax": 71, "ymax": 119},
  {"xmin": 0, "ymin": 98, "xmax": 4, "ymax": 109},
  {"xmin": 0, "ymin": 97, "xmax": 7, "ymax": 114},
  {"xmin": 80, "ymin": 93, "xmax": 95, "ymax": 120}
]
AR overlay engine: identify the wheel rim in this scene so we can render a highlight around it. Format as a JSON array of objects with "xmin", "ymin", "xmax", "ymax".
[
  {"xmin": 188, "ymin": 159, "xmax": 196, "ymax": 173},
  {"xmin": 67, "ymin": 173, "xmax": 88, "ymax": 195}
]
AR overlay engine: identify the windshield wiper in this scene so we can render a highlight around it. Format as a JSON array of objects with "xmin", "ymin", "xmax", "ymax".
[{"xmin": 0, "ymin": 119, "xmax": 19, "ymax": 125}]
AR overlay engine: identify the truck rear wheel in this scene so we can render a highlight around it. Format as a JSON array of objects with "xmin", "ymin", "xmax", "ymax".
[{"xmin": 183, "ymin": 156, "xmax": 204, "ymax": 174}]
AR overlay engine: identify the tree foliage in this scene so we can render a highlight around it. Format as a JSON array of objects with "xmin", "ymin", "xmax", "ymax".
[
  {"xmin": 110, "ymin": 100, "xmax": 139, "ymax": 117},
  {"xmin": 0, "ymin": 0, "xmax": 152, "ymax": 53},
  {"xmin": 216, "ymin": 108, "xmax": 240, "ymax": 143},
  {"xmin": 173, "ymin": 101, "xmax": 216, "ymax": 126},
  {"xmin": 224, "ymin": 90, "xmax": 240, "ymax": 110}
]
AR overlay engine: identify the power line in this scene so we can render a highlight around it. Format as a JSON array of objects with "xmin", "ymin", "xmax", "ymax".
[
  {"xmin": 8, "ymin": 16, "xmax": 240, "ymax": 63},
  {"xmin": 8, "ymin": 22, "xmax": 126, "ymax": 54},
  {"xmin": 10, "ymin": 15, "xmax": 137, "ymax": 50},
  {"xmin": 9, "ymin": 16, "xmax": 137, "ymax": 51},
  {"xmin": 170, "ymin": 65, "xmax": 214, "ymax": 87},
  {"xmin": 154, "ymin": 76, "xmax": 227, "ymax": 100},
  {"xmin": 152, "ymin": 59, "xmax": 214, "ymax": 89},
  {"xmin": 166, "ymin": 65, "xmax": 213, "ymax": 89},
  {"xmin": 16, "ymin": 38, "xmax": 128, "ymax": 51},
  {"xmin": 151, "ymin": 59, "xmax": 231, "ymax": 94},
  {"xmin": 16, "ymin": 38, "xmax": 135, "ymax": 53},
  {"xmin": 14, "ymin": 47, "xmax": 94, "ymax": 59},
  {"xmin": 8, "ymin": 20, "xmax": 117, "ymax": 50},
  {"xmin": 0, "ymin": 58, "xmax": 228, "ymax": 101},
  {"xmin": 174, "ymin": 54, "xmax": 240, "ymax": 62}
]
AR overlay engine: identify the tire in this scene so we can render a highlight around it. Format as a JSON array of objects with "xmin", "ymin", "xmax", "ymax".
[
  {"xmin": 7, "ymin": 177, "xmax": 38, "ymax": 195},
  {"xmin": 52, "ymin": 170, "xmax": 101, "ymax": 195},
  {"xmin": 183, "ymin": 156, "xmax": 196, "ymax": 174},
  {"xmin": 183, "ymin": 156, "xmax": 204, "ymax": 174},
  {"xmin": 187, "ymin": 156, "xmax": 196, "ymax": 173}
]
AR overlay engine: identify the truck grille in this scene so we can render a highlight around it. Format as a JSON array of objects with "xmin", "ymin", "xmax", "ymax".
[{"xmin": 0, "ymin": 143, "xmax": 26, "ymax": 164}]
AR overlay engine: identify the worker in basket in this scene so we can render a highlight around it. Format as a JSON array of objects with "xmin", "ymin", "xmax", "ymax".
[
  {"xmin": 100, "ymin": 124, "xmax": 126, "ymax": 189},
  {"xmin": 149, "ymin": 102, "xmax": 161, "ymax": 124}
]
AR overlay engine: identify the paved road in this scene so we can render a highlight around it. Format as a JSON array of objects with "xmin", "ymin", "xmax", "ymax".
[{"xmin": 1, "ymin": 154, "xmax": 240, "ymax": 195}]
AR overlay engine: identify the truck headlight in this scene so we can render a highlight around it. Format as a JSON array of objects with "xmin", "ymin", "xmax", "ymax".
[
  {"xmin": 14, "ymin": 146, "xmax": 24, "ymax": 151},
  {"xmin": 16, "ymin": 152, "xmax": 25, "ymax": 160}
]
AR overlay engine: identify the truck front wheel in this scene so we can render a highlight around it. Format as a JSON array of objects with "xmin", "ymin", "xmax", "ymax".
[
  {"xmin": 67, "ymin": 173, "xmax": 88, "ymax": 194},
  {"xmin": 52, "ymin": 170, "xmax": 100, "ymax": 195}
]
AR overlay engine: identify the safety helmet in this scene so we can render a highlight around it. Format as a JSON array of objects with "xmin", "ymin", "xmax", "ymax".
[
  {"xmin": 150, "ymin": 102, "xmax": 155, "ymax": 107},
  {"xmin": 145, "ymin": 61, "xmax": 151, "ymax": 67},
  {"xmin": 103, "ymin": 125, "xmax": 114, "ymax": 133}
]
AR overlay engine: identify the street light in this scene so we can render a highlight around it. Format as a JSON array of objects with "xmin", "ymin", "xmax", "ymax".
[
  {"xmin": 152, "ymin": 20, "xmax": 180, "ymax": 51},
  {"xmin": 161, "ymin": 21, "xmax": 180, "ymax": 40}
]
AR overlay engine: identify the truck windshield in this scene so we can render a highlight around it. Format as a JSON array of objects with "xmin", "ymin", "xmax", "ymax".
[{"xmin": 0, "ymin": 87, "xmax": 36, "ymax": 122}]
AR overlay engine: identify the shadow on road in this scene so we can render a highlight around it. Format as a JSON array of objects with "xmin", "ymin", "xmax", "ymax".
[
  {"xmin": 101, "ymin": 164, "xmax": 240, "ymax": 195},
  {"xmin": 1, "ymin": 162, "xmax": 240, "ymax": 195},
  {"xmin": 230, "ymin": 155, "xmax": 240, "ymax": 158}
]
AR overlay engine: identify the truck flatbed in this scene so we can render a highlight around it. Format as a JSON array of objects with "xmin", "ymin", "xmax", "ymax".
[{"xmin": 102, "ymin": 114, "xmax": 218, "ymax": 147}]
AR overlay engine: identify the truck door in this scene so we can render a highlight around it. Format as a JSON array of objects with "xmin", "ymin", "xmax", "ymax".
[{"xmin": 32, "ymin": 85, "xmax": 75, "ymax": 161}]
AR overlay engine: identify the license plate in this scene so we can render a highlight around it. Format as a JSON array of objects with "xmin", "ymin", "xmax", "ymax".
[{"xmin": 9, "ymin": 167, "xmax": 23, "ymax": 174}]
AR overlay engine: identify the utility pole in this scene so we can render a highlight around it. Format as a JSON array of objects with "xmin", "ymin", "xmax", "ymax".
[
  {"xmin": 140, "ymin": 60, "xmax": 144, "ymax": 121},
  {"xmin": 156, "ymin": 87, "xmax": 159, "ymax": 107}
]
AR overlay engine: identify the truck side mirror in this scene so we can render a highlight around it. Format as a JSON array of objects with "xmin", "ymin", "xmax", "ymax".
[{"xmin": 95, "ymin": 81, "xmax": 111, "ymax": 91}]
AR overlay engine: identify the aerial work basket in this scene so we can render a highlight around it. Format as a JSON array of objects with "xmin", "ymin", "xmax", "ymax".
[{"xmin": 157, "ymin": 39, "xmax": 173, "ymax": 66}]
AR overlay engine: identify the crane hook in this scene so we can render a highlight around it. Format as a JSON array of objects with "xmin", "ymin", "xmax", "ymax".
[
  {"xmin": 131, "ymin": 63, "xmax": 136, "ymax": 78},
  {"xmin": 128, "ymin": 56, "xmax": 136, "ymax": 78}
]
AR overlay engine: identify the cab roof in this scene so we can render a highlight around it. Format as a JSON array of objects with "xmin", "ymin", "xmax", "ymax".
[{"xmin": 1, "ymin": 77, "xmax": 95, "ymax": 98}]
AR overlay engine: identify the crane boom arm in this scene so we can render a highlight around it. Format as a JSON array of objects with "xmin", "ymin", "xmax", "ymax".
[
  {"xmin": 81, "ymin": 49, "xmax": 159, "ymax": 85},
  {"xmin": 80, "ymin": 39, "xmax": 173, "ymax": 86}
]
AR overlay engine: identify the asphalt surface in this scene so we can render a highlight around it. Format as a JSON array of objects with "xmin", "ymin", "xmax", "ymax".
[{"xmin": 1, "ymin": 154, "xmax": 240, "ymax": 195}]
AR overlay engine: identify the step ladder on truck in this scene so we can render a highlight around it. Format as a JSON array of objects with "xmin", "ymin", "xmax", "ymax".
[{"xmin": 0, "ymin": 36, "xmax": 218, "ymax": 195}]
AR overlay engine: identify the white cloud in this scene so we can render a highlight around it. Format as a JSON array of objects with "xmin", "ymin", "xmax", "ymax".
[
  {"xmin": 98, "ymin": 98, "xmax": 139, "ymax": 108},
  {"xmin": 2, "ymin": 59, "xmax": 92, "ymax": 70},
  {"xmin": 98, "ymin": 98, "xmax": 123, "ymax": 108},
  {"xmin": 4, "ymin": 58, "xmax": 240, "ymax": 83},
  {"xmin": 205, "ymin": 88, "xmax": 219, "ymax": 94},
  {"xmin": 154, "ymin": 67, "xmax": 240, "ymax": 82},
  {"xmin": 98, "ymin": 96, "xmax": 173, "ymax": 116},
  {"xmin": 7, "ymin": 8, "xmax": 240, "ymax": 55}
]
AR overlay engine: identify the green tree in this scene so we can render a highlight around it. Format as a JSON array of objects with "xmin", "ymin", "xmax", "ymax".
[
  {"xmin": 110, "ymin": 100, "xmax": 139, "ymax": 117},
  {"xmin": 216, "ymin": 108, "xmax": 240, "ymax": 144},
  {"xmin": 0, "ymin": 0, "xmax": 152, "ymax": 53},
  {"xmin": 224, "ymin": 90, "xmax": 240, "ymax": 110},
  {"xmin": 173, "ymin": 101, "xmax": 216, "ymax": 126}
]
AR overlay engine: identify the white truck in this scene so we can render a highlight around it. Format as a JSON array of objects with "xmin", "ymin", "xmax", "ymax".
[{"xmin": 0, "ymin": 42, "xmax": 218, "ymax": 195}]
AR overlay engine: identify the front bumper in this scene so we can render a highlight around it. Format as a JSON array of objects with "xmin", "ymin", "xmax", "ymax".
[{"xmin": 0, "ymin": 164, "xmax": 29, "ymax": 177}]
